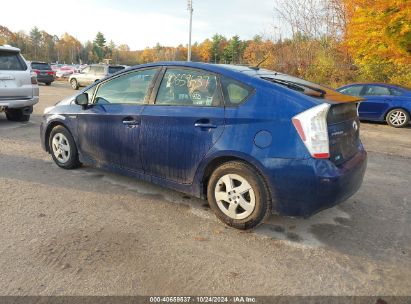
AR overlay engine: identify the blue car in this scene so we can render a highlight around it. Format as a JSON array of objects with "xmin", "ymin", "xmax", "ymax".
[
  {"xmin": 41, "ymin": 62, "xmax": 367, "ymax": 229},
  {"xmin": 337, "ymin": 83, "xmax": 411, "ymax": 128}
]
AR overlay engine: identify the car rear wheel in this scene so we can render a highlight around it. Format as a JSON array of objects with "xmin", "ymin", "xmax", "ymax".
[
  {"xmin": 70, "ymin": 78, "xmax": 79, "ymax": 90},
  {"xmin": 5, "ymin": 109, "xmax": 30, "ymax": 122},
  {"xmin": 207, "ymin": 161, "xmax": 271, "ymax": 229},
  {"xmin": 49, "ymin": 125, "xmax": 81, "ymax": 169},
  {"xmin": 45, "ymin": 82, "xmax": 51, "ymax": 86},
  {"xmin": 386, "ymin": 108, "xmax": 410, "ymax": 128}
]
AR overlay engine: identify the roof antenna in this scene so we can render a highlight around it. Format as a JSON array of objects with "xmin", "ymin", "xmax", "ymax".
[{"xmin": 250, "ymin": 51, "xmax": 272, "ymax": 70}]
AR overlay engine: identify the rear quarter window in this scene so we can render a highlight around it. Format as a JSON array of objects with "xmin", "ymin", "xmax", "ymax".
[
  {"xmin": 221, "ymin": 76, "xmax": 253, "ymax": 106},
  {"xmin": 0, "ymin": 52, "xmax": 27, "ymax": 71}
]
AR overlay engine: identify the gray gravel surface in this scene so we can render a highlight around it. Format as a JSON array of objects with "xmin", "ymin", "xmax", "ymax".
[{"xmin": 0, "ymin": 82, "xmax": 410, "ymax": 295}]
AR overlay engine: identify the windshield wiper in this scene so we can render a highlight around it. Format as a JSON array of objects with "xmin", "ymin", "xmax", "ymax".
[{"xmin": 262, "ymin": 77, "xmax": 326, "ymax": 98}]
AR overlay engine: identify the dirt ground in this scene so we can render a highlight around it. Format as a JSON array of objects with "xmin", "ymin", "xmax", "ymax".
[{"xmin": 0, "ymin": 81, "xmax": 410, "ymax": 296}]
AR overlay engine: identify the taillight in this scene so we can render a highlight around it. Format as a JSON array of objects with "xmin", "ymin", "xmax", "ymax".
[
  {"xmin": 30, "ymin": 71, "xmax": 38, "ymax": 84},
  {"xmin": 47, "ymin": 71, "xmax": 54, "ymax": 75},
  {"xmin": 33, "ymin": 69, "xmax": 40, "ymax": 74},
  {"xmin": 292, "ymin": 103, "xmax": 331, "ymax": 159}
]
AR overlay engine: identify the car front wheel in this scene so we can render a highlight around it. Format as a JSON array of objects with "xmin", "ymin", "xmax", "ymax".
[
  {"xmin": 49, "ymin": 125, "xmax": 81, "ymax": 169},
  {"xmin": 386, "ymin": 108, "xmax": 410, "ymax": 128},
  {"xmin": 207, "ymin": 161, "xmax": 271, "ymax": 229},
  {"xmin": 70, "ymin": 78, "xmax": 79, "ymax": 90}
]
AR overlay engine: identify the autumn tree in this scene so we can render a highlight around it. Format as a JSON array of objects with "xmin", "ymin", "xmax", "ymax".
[
  {"xmin": 344, "ymin": 0, "xmax": 411, "ymax": 85},
  {"xmin": 0, "ymin": 25, "xmax": 15, "ymax": 45}
]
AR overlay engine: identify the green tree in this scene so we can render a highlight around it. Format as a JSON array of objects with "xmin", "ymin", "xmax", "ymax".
[
  {"xmin": 211, "ymin": 34, "xmax": 226, "ymax": 63},
  {"xmin": 30, "ymin": 26, "xmax": 41, "ymax": 60},
  {"xmin": 223, "ymin": 35, "xmax": 242, "ymax": 64},
  {"xmin": 93, "ymin": 32, "xmax": 107, "ymax": 62}
]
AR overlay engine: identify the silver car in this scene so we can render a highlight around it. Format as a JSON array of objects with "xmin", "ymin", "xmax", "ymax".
[
  {"xmin": 0, "ymin": 45, "xmax": 39, "ymax": 121},
  {"xmin": 68, "ymin": 64, "xmax": 125, "ymax": 90}
]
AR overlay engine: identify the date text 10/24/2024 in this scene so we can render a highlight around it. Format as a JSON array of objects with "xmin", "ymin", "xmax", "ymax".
[{"xmin": 149, "ymin": 296, "xmax": 257, "ymax": 303}]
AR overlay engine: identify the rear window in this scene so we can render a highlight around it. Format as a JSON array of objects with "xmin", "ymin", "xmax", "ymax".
[
  {"xmin": 109, "ymin": 66, "xmax": 125, "ymax": 74},
  {"xmin": 31, "ymin": 62, "xmax": 51, "ymax": 70},
  {"xmin": 0, "ymin": 52, "xmax": 27, "ymax": 71}
]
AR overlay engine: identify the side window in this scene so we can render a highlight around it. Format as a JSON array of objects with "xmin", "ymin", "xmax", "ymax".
[
  {"xmin": 95, "ymin": 66, "xmax": 105, "ymax": 75},
  {"xmin": 93, "ymin": 68, "xmax": 158, "ymax": 105},
  {"xmin": 88, "ymin": 66, "xmax": 97, "ymax": 74},
  {"xmin": 81, "ymin": 66, "xmax": 91, "ymax": 74},
  {"xmin": 390, "ymin": 88, "xmax": 403, "ymax": 96},
  {"xmin": 364, "ymin": 85, "xmax": 391, "ymax": 96},
  {"xmin": 220, "ymin": 76, "xmax": 253, "ymax": 106},
  {"xmin": 155, "ymin": 68, "xmax": 221, "ymax": 106},
  {"xmin": 339, "ymin": 85, "xmax": 363, "ymax": 97}
]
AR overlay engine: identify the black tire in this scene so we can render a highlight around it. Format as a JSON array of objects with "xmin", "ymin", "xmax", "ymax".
[
  {"xmin": 386, "ymin": 108, "xmax": 410, "ymax": 128},
  {"xmin": 5, "ymin": 109, "xmax": 30, "ymax": 122},
  {"xmin": 49, "ymin": 125, "xmax": 81, "ymax": 169},
  {"xmin": 45, "ymin": 82, "xmax": 51, "ymax": 86},
  {"xmin": 207, "ymin": 161, "xmax": 271, "ymax": 230},
  {"xmin": 70, "ymin": 78, "xmax": 79, "ymax": 90}
]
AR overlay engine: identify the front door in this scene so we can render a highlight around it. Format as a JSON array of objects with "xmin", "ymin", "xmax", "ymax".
[
  {"xmin": 140, "ymin": 67, "xmax": 225, "ymax": 184},
  {"xmin": 77, "ymin": 68, "xmax": 159, "ymax": 172}
]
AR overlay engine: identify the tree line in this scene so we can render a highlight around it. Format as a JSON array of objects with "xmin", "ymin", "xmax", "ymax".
[{"xmin": 1, "ymin": 0, "xmax": 410, "ymax": 87}]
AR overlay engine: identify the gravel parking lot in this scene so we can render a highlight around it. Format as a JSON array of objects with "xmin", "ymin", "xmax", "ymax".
[{"xmin": 0, "ymin": 82, "xmax": 410, "ymax": 296}]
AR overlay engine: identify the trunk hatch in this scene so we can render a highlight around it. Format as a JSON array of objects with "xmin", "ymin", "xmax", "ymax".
[{"xmin": 327, "ymin": 103, "xmax": 361, "ymax": 166}]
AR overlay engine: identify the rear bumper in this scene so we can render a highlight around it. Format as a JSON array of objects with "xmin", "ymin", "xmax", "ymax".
[
  {"xmin": 0, "ymin": 96, "xmax": 39, "ymax": 109},
  {"xmin": 37, "ymin": 74, "xmax": 55, "ymax": 83},
  {"xmin": 264, "ymin": 147, "xmax": 367, "ymax": 217}
]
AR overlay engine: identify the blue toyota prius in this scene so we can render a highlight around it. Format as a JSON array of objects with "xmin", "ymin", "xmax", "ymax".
[{"xmin": 41, "ymin": 62, "xmax": 367, "ymax": 229}]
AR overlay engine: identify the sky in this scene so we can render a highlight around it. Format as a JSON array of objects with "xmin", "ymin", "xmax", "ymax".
[{"xmin": 2, "ymin": 0, "xmax": 282, "ymax": 50}]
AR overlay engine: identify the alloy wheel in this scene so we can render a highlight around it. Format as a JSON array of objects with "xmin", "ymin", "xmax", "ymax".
[
  {"xmin": 214, "ymin": 174, "xmax": 256, "ymax": 220},
  {"xmin": 389, "ymin": 110, "xmax": 407, "ymax": 127},
  {"xmin": 51, "ymin": 133, "xmax": 71, "ymax": 163}
]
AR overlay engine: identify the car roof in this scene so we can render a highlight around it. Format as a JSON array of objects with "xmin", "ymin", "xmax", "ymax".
[
  {"xmin": 131, "ymin": 61, "xmax": 259, "ymax": 73},
  {"xmin": 0, "ymin": 45, "xmax": 21, "ymax": 53},
  {"xmin": 340, "ymin": 83, "xmax": 411, "ymax": 93},
  {"xmin": 339, "ymin": 82, "xmax": 409, "ymax": 90}
]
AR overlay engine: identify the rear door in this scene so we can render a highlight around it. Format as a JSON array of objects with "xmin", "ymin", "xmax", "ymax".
[
  {"xmin": 140, "ymin": 67, "xmax": 225, "ymax": 184},
  {"xmin": 360, "ymin": 85, "xmax": 392, "ymax": 119},
  {"xmin": 77, "ymin": 67, "xmax": 159, "ymax": 171},
  {"xmin": 0, "ymin": 51, "xmax": 32, "ymax": 101}
]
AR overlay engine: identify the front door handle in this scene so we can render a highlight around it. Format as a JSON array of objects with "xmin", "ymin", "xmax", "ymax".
[
  {"xmin": 195, "ymin": 122, "xmax": 217, "ymax": 129},
  {"xmin": 122, "ymin": 117, "xmax": 140, "ymax": 126}
]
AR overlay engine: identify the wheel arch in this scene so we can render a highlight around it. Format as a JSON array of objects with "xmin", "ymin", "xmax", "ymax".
[
  {"xmin": 199, "ymin": 153, "xmax": 272, "ymax": 202},
  {"xmin": 384, "ymin": 106, "xmax": 410, "ymax": 120},
  {"xmin": 44, "ymin": 121, "xmax": 73, "ymax": 153}
]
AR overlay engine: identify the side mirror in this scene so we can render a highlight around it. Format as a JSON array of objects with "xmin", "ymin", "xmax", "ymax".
[{"xmin": 75, "ymin": 93, "xmax": 89, "ymax": 108}]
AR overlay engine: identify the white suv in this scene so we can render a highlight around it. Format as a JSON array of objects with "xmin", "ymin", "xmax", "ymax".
[{"xmin": 0, "ymin": 45, "xmax": 39, "ymax": 121}]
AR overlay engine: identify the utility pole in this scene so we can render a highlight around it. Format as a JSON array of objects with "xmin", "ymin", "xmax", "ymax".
[{"xmin": 187, "ymin": 0, "xmax": 193, "ymax": 61}]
